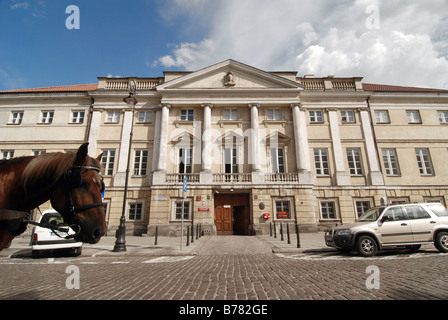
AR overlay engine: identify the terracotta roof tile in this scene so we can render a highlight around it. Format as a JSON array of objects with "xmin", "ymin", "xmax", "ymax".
[
  {"xmin": 362, "ymin": 83, "xmax": 448, "ymax": 93},
  {"xmin": 0, "ymin": 83, "xmax": 98, "ymax": 93}
]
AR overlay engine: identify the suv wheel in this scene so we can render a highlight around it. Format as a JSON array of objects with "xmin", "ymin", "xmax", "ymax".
[
  {"xmin": 356, "ymin": 235, "xmax": 378, "ymax": 257},
  {"xmin": 434, "ymin": 231, "xmax": 448, "ymax": 253}
]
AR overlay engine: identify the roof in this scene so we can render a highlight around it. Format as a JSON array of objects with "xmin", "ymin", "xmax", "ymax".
[
  {"xmin": 0, "ymin": 83, "xmax": 98, "ymax": 93},
  {"xmin": 362, "ymin": 83, "xmax": 448, "ymax": 93},
  {"xmin": 1, "ymin": 81, "xmax": 448, "ymax": 94}
]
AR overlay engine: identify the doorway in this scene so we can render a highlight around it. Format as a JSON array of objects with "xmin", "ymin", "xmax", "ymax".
[{"xmin": 214, "ymin": 193, "xmax": 250, "ymax": 235}]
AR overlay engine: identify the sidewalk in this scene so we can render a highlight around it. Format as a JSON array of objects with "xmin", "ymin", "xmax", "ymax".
[{"xmin": 0, "ymin": 232, "xmax": 332, "ymax": 258}]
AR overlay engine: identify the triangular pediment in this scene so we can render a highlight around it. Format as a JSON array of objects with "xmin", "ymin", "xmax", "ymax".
[
  {"xmin": 263, "ymin": 131, "xmax": 291, "ymax": 144},
  {"xmin": 158, "ymin": 60, "xmax": 303, "ymax": 90}
]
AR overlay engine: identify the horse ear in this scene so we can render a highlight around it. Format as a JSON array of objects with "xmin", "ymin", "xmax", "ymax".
[
  {"xmin": 75, "ymin": 143, "xmax": 89, "ymax": 165},
  {"xmin": 95, "ymin": 153, "xmax": 103, "ymax": 163}
]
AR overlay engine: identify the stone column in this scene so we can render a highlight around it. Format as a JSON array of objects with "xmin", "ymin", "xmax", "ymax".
[
  {"xmin": 249, "ymin": 104, "xmax": 264, "ymax": 184},
  {"xmin": 152, "ymin": 104, "xmax": 170, "ymax": 185},
  {"xmin": 291, "ymin": 104, "xmax": 311, "ymax": 173},
  {"xmin": 200, "ymin": 104, "xmax": 213, "ymax": 184},
  {"xmin": 291, "ymin": 104, "xmax": 314, "ymax": 184},
  {"xmin": 151, "ymin": 108, "xmax": 161, "ymax": 172},
  {"xmin": 87, "ymin": 109, "xmax": 102, "ymax": 156},
  {"xmin": 249, "ymin": 104, "xmax": 262, "ymax": 172},
  {"xmin": 201, "ymin": 104, "xmax": 212, "ymax": 172},
  {"xmin": 360, "ymin": 109, "xmax": 384, "ymax": 186},
  {"xmin": 113, "ymin": 109, "xmax": 133, "ymax": 186},
  {"xmin": 328, "ymin": 109, "xmax": 350, "ymax": 186}
]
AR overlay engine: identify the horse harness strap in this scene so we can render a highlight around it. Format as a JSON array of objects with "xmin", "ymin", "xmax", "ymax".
[
  {"xmin": 65, "ymin": 165, "xmax": 105, "ymax": 216},
  {"xmin": 0, "ymin": 209, "xmax": 29, "ymax": 221}
]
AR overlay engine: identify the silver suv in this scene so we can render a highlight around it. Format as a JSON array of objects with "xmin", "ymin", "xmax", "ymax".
[{"xmin": 325, "ymin": 203, "xmax": 448, "ymax": 256}]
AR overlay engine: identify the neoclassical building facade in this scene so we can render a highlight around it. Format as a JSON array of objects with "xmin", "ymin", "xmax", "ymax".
[{"xmin": 1, "ymin": 60, "xmax": 448, "ymax": 236}]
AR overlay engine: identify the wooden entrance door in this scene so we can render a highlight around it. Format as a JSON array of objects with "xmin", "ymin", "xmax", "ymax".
[
  {"xmin": 215, "ymin": 206, "xmax": 233, "ymax": 235},
  {"xmin": 214, "ymin": 194, "xmax": 250, "ymax": 235}
]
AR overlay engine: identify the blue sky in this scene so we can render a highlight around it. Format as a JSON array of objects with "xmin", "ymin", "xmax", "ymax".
[{"xmin": 1, "ymin": 0, "xmax": 448, "ymax": 90}]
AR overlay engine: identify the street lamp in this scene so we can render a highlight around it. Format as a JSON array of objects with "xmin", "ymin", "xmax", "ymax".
[{"xmin": 113, "ymin": 80, "xmax": 138, "ymax": 252}]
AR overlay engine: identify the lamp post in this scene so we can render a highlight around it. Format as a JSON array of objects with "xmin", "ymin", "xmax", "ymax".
[{"xmin": 113, "ymin": 80, "xmax": 138, "ymax": 252}]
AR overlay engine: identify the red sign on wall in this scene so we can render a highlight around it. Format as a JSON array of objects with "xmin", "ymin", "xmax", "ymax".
[
  {"xmin": 198, "ymin": 208, "xmax": 210, "ymax": 212},
  {"xmin": 277, "ymin": 211, "xmax": 290, "ymax": 219}
]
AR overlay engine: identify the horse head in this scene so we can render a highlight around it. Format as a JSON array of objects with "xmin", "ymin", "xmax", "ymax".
[{"xmin": 50, "ymin": 143, "xmax": 107, "ymax": 244}]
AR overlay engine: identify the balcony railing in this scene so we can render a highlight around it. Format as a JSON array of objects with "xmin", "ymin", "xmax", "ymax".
[
  {"xmin": 212, "ymin": 173, "xmax": 252, "ymax": 183},
  {"xmin": 264, "ymin": 173, "xmax": 299, "ymax": 183},
  {"xmin": 163, "ymin": 172, "xmax": 303, "ymax": 185},
  {"xmin": 165, "ymin": 174, "xmax": 200, "ymax": 184}
]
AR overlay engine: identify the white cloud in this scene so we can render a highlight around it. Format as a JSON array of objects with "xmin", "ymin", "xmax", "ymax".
[{"xmin": 154, "ymin": 0, "xmax": 448, "ymax": 88}]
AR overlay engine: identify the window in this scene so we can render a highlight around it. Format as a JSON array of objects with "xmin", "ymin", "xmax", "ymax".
[
  {"xmin": 382, "ymin": 149, "xmax": 400, "ymax": 176},
  {"xmin": 101, "ymin": 150, "xmax": 116, "ymax": 176},
  {"xmin": 346, "ymin": 148, "xmax": 364, "ymax": 175},
  {"xmin": 375, "ymin": 111, "xmax": 390, "ymax": 123},
  {"xmin": 134, "ymin": 150, "xmax": 148, "ymax": 176},
  {"xmin": 137, "ymin": 111, "xmax": 152, "ymax": 123},
  {"xmin": 270, "ymin": 148, "xmax": 285, "ymax": 173},
  {"xmin": 383, "ymin": 207, "xmax": 406, "ymax": 221},
  {"xmin": 71, "ymin": 111, "xmax": 85, "ymax": 124},
  {"xmin": 320, "ymin": 201, "xmax": 337, "ymax": 220},
  {"xmin": 1, "ymin": 151, "xmax": 14, "ymax": 160},
  {"xmin": 180, "ymin": 110, "xmax": 194, "ymax": 121},
  {"xmin": 403, "ymin": 205, "xmax": 431, "ymax": 220},
  {"xmin": 128, "ymin": 203, "xmax": 143, "ymax": 220},
  {"xmin": 223, "ymin": 109, "xmax": 238, "ymax": 121},
  {"xmin": 309, "ymin": 110, "xmax": 323, "ymax": 123},
  {"xmin": 224, "ymin": 148, "xmax": 238, "ymax": 174},
  {"xmin": 355, "ymin": 200, "xmax": 372, "ymax": 218},
  {"xmin": 106, "ymin": 111, "xmax": 120, "ymax": 123},
  {"xmin": 267, "ymin": 109, "xmax": 282, "ymax": 121},
  {"xmin": 438, "ymin": 111, "xmax": 448, "ymax": 124},
  {"xmin": 40, "ymin": 111, "xmax": 54, "ymax": 124},
  {"xmin": 9, "ymin": 111, "xmax": 24, "ymax": 124},
  {"xmin": 406, "ymin": 110, "xmax": 421, "ymax": 123},
  {"xmin": 415, "ymin": 149, "xmax": 434, "ymax": 175},
  {"xmin": 32, "ymin": 150, "xmax": 46, "ymax": 156},
  {"xmin": 275, "ymin": 200, "xmax": 292, "ymax": 219},
  {"xmin": 314, "ymin": 149, "xmax": 330, "ymax": 176},
  {"xmin": 178, "ymin": 148, "xmax": 192, "ymax": 174},
  {"xmin": 341, "ymin": 110, "xmax": 355, "ymax": 123},
  {"xmin": 174, "ymin": 200, "xmax": 191, "ymax": 220}
]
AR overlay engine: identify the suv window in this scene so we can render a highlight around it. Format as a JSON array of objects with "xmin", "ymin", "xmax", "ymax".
[
  {"xmin": 427, "ymin": 203, "xmax": 448, "ymax": 217},
  {"xmin": 404, "ymin": 205, "xmax": 431, "ymax": 220},
  {"xmin": 383, "ymin": 207, "xmax": 406, "ymax": 221}
]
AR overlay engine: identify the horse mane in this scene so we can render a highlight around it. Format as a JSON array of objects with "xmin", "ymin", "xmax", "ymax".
[{"xmin": 21, "ymin": 151, "xmax": 78, "ymax": 192}]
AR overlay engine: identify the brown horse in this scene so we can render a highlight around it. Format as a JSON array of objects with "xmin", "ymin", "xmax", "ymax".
[{"xmin": 0, "ymin": 143, "xmax": 106, "ymax": 251}]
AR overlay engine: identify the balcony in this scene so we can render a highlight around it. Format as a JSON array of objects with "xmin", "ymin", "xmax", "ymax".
[{"xmin": 161, "ymin": 172, "xmax": 302, "ymax": 185}]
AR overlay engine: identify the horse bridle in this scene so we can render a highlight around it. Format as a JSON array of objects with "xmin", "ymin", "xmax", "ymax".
[
  {"xmin": 64, "ymin": 165, "xmax": 106, "ymax": 215},
  {"xmin": 61, "ymin": 165, "xmax": 105, "ymax": 238}
]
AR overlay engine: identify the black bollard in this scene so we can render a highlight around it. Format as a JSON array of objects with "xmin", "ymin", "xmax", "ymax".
[
  {"xmin": 273, "ymin": 222, "xmax": 277, "ymax": 238},
  {"xmin": 287, "ymin": 224, "xmax": 291, "ymax": 244},
  {"xmin": 270, "ymin": 222, "xmax": 272, "ymax": 237},
  {"xmin": 280, "ymin": 223, "xmax": 284, "ymax": 241},
  {"xmin": 191, "ymin": 224, "xmax": 194, "ymax": 243},
  {"xmin": 295, "ymin": 223, "xmax": 301, "ymax": 248},
  {"xmin": 186, "ymin": 226, "xmax": 190, "ymax": 246},
  {"xmin": 196, "ymin": 224, "xmax": 199, "ymax": 240},
  {"xmin": 154, "ymin": 226, "xmax": 158, "ymax": 246}
]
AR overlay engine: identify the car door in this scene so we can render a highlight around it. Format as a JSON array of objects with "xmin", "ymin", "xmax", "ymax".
[
  {"xmin": 378, "ymin": 207, "xmax": 413, "ymax": 244},
  {"xmin": 403, "ymin": 205, "xmax": 434, "ymax": 242}
]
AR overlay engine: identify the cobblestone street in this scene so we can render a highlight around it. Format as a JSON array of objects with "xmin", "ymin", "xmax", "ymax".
[{"xmin": 0, "ymin": 236, "xmax": 447, "ymax": 303}]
